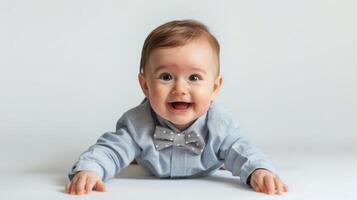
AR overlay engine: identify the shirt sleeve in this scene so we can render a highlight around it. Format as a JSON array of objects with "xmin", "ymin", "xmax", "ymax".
[
  {"xmin": 218, "ymin": 120, "xmax": 277, "ymax": 185},
  {"xmin": 68, "ymin": 114, "xmax": 141, "ymax": 182}
]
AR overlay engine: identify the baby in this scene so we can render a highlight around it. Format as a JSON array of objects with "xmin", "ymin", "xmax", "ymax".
[{"xmin": 65, "ymin": 19, "xmax": 288, "ymax": 195}]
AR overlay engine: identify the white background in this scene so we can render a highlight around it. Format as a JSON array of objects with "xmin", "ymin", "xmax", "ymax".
[{"xmin": 1, "ymin": 0, "xmax": 356, "ymax": 176}]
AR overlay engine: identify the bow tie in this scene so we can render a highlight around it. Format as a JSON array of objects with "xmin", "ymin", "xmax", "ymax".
[{"xmin": 153, "ymin": 126, "xmax": 205, "ymax": 155}]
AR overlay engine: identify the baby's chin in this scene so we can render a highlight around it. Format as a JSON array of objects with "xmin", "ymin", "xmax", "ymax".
[
  {"xmin": 170, "ymin": 120, "xmax": 195, "ymax": 130},
  {"xmin": 166, "ymin": 113, "xmax": 204, "ymax": 130},
  {"xmin": 159, "ymin": 113, "xmax": 196, "ymax": 130}
]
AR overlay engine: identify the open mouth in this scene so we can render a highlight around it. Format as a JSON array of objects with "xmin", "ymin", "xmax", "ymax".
[{"xmin": 170, "ymin": 102, "xmax": 192, "ymax": 110}]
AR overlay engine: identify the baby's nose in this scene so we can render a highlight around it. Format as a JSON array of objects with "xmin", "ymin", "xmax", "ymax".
[{"xmin": 171, "ymin": 80, "xmax": 188, "ymax": 95}]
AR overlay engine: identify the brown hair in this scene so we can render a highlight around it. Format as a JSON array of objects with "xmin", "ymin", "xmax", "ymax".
[{"xmin": 139, "ymin": 19, "xmax": 220, "ymax": 75}]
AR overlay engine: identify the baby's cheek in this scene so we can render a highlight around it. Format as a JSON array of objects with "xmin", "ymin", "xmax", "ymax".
[
  {"xmin": 193, "ymin": 89, "xmax": 213, "ymax": 102},
  {"xmin": 193, "ymin": 96, "xmax": 211, "ymax": 114}
]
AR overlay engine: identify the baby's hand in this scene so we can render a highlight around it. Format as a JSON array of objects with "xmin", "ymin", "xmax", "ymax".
[
  {"xmin": 250, "ymin": 169, "xmax": 288, "ymax": 195},
  {"xmin": 65, "ymin": 170, "xmax": 106, "ymax": 195}
]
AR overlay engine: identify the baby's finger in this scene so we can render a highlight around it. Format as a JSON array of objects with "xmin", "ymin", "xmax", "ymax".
[
  {"xmin": 75, "ymin": 175, "xmax": 87, "ymax": 195},
  {"xmin": 250, "ymin": 180, "xmax": 257, "ymax": 191},
  {"xmin": 95, "ymin": 180, "xmax": 106, "ymax": 192},
  {"xmin": 274, "ymin": 177, "xmax": 284, "ymax": 195},
  {"xmin": 69, "ymin": 177, "xmax": 79, "ymax": 195},
  {"xmin": 253, "ymin": 174, "xmax": 265, "ymax": 193},
  {"xmin": 251, "ymin": 180, "xmax": 261, "ymax": 193},
  {"xmin": 65, "ymin": 182, "xmax": 71, "ymax": 193},
  {"xmin": 85, "ymin": 177, "xmax": 96, "ymax": 193},
  {"xmin": 264, "ymin": 176, "xmax": 275, "ymax": 195},
  {"xmin": 283, "ymin": 183, "xmax": 289, "ymax": 192}
]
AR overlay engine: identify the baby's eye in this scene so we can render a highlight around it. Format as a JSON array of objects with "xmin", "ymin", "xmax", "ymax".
[
  {"xmin": 189, "ymin": 74, "xmax": 202, "ymax": 81},
  {"xmin": 159, "ymin": 73, "xmax": 173, "ymax": 81}
]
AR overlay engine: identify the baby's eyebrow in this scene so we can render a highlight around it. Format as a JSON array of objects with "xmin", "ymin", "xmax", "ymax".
[
  {"xmin": 153, "ymin": 65, "xmax": 207, "ymax": 74},
  {"xmin": 190, "ymin": 67, "xmax": 207, "ymax": 74},
  {"xmin": 153, "ymin": 65, "xmax": 168, "ymax": 74}
]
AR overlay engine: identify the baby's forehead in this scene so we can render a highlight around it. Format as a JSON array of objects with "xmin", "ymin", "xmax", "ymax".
[
  {"xmin": 144, "ymin": 37, "xmax": 220, "ymax": 76},
  {"xmin": 152, "ymin": 44, "xmax": 215, "ymax": 62},
  {"xmin": 154, "ymin": 35, "xmax": 217, "ymax": 54}
]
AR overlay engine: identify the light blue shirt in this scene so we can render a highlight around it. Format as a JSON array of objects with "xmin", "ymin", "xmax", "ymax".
[{"xmin": 69, "ymin": 99, "xmax": 276, "ymax": 185}]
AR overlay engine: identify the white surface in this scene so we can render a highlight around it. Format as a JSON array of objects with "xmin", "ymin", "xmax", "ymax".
[{"xmin": 1, "ymin": 152, "xmax": 356, "ymax": 200}]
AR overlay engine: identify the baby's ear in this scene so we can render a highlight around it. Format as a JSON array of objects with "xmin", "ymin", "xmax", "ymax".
[
  {"xmin": 138, "ymin": 73, "xmax": 149, "ymax": 97},
  {"xmin": 212, "ymin": 75, "xmax": 223, "ymax": 98}
]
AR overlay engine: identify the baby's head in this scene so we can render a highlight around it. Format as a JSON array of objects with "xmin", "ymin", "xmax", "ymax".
[{"xmin": 139, "ymin": 19, "xmax": 223, "ymax": 130}]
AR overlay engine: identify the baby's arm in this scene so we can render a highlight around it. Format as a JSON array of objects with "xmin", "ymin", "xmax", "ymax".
[
  {"xmin": 65, "ymin": 170, "xmax": 106, "ymax": 195},
  {"xmin": 216, "ymin": 117, "xmax": 288, "ymax": 195},
  {"xmin": 66, "ymin": 114, "xmax": 141, "ymax": 195}
]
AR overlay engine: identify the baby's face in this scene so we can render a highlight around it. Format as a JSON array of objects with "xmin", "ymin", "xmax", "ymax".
[{"xmin": 139, "ymin": 38, "xmax": 222, "ymax": 130}]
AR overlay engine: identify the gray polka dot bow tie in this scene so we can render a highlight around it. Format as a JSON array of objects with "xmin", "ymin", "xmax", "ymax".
[{"xmin": 153, "ymin": 126, "xmax": 205, "ymax": 155}]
